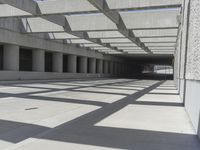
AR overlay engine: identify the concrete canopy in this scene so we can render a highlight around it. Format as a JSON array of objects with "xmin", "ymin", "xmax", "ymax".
[
  {"xmin": 101, "ymin": 38, "xmax": 132, "ymax": 43},
  {"xmin": 133, "ymin": 29, "xmax": 178, "ymax": 37},
  {"xmin": 0, "ymin": 4, "xmax": 31, "ymax": 17},
  {"xmin": 140, "ymin": 37, "xmax": 177, "ymax": 43},
  {"xmin": 120, "ymin": 9, "xmax": 180, "ymax": 29},
  {"xmin": 106, "ymin": 0, "xmax": 181, "ymax": 10},
  {"xmin": 0, "ymin": 0, "xmax": 182, "ymax": 56},
  {"xmin": 65, "ymin": 13, "xmax": 118, "ymax": 31},
  {"xmin": 88, "ymin": 31, "xmax": 124, "ymax": 38},
  {"xmin": 37, "ymin": 0, "xmax": 98, "ymax": 14},
  {"xmin": 49, "ymin": 33, "xmax": 79, "ymax": 40}
]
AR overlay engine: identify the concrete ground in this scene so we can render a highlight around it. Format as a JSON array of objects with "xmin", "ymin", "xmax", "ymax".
[{"xmin": 0, "ymin": 78, "xmax": 199, "ymax": 150}]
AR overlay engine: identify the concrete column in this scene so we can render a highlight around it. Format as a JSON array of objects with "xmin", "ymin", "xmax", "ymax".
[
  {"xmin": 88, "ymin": 58, "xmax": 96, "ymax": 74},
  {"xmin": 79, "ymin": 56, "xmax": 87, "ymax": 73},
  {"xmin": 67, "ymin": 55, "xmax": 77, "ymax": 73},
  {"xmin": 103, "ymin": 60, "xmax": 108, "ymax": 74},
  {"xmin": 53, "ymin": 52, "xmax": 63, "ymax": 73},
  {"xmin": 33, "ymin": 49, "xmax": 45, "ymax": 72},
  {"xmin": 96, "ymin": 59, "xmax": 103, "ymax": 73},
  {"xmin": 3, "ymin": 44, "xmax": 19, "ymax": 71}
]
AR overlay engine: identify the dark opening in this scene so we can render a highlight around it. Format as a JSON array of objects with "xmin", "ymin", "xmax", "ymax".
[
  {"xmin": 87, "ymin": 58, "xmax": 91, "ymax": 73},
  {"xmin": 108, "ymin": 62, "xmax": 111, "ymax": 74},
  {"xmin": 103, "ymin": 61, "xmax": 106, "ymax": 74},
  {"xmin": 19, "ymin": 48, "xmax": 32, "ymax": 71},
  {"xmin": 45, "ymin": 52, "xmax": 53, "ymax": 72},
  {"xmin": 63, "ymin": 55, "xmax": 68, "ymax": 72},
  {"xmin": 0, "ymin": 46, "xmax": 3, "ymax": 70},
  {"xmin": 77, "ymin": 56, "xmax": 81, "ymax": 73},
  {"xmin": 96, "ymin": 59, "xmax": 98, "ymax": 73}
]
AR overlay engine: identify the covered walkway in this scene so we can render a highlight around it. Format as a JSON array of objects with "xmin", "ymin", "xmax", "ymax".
[{"xmin": 0, "ymin": 79, "xmax": 199, "ymax": 150}]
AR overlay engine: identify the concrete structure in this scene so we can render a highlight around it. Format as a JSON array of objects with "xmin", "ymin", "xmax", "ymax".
[{"xmin": 0, "ymin": 0, "xmax": 200, "ymax": 149}]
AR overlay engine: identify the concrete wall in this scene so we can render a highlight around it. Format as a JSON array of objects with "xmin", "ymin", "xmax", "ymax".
[
  {"xmin": 0, "ymin": 71, "xmax": 111, "ymax": 81},
  {"xmin": 184, "ymin": 0, "xmax": 200, "ymax": 138},
  {"xmin": 175, "ymin": 0, "xmax": 200, "ymax": 138},
  {"xmin": 185, "ymin": 80, "xmax": 200, "ymax": 136}
]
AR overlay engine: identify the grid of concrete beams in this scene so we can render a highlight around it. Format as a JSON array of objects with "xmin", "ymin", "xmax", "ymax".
[{"xmin": 0, "ymin": 0, "xmax": 181, "ymax": 55}]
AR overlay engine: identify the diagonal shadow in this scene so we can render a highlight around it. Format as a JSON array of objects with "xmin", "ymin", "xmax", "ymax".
[
  {"xmin": 0, "ymin": 120, "xmax": 50, "ymax": 143},
  {"xmin": 0, "ymin": 80, "xmax": 199, "ymax": 150}
]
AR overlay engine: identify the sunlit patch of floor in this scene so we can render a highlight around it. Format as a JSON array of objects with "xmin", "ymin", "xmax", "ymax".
[
  {"xmin": 0, "ymin": 87, "xmax": 48, "ymax": 94},
  {"xmin": 32, "ymin": 90, "xmax": 126, "ymax": 103},
  {"xmin": 137, "ymin": 94, "xmax": 182, "ymax": 103},
  {"xmin": 95, "ymin": 104, "xmax": 195, "ymax": 134}
]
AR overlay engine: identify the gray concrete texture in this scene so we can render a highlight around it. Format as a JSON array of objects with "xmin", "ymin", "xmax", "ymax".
[
  {"xmin": 186, "ymin": 0, "xmax": 200, "ymax": 80},
  {"xmin": 0, "ymin": 79, "xmax": 198, "ymax": 150}
]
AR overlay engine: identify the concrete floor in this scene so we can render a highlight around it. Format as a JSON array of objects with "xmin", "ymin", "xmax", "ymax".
[{"xmin": 0, "ymin": 79, "xmax": 199, "ymax": 150}]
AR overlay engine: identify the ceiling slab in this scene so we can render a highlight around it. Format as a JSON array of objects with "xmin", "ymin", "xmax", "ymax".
[
  {"xmin": 140, "ymin": 37, "xmax": 177, "ymax": 43},
  {"xmin": 0, "ymin": 4, "xmax": 31, "ymax": 17},
  {"xmin": 37, "ymin": 0, "xmax": 98, "ymax": 14},
  {"xmin": 49, "ymin": 32, "xmax": 79, "ymax": 39},
  {"xmin": 106, "ymin": 0, "xmax": 181, "ymax": 10},
  {"xmin": 22, "ymin": 17, "xmax": 64, "ymax": 33},
  {"xmin": 68, "ymin": 39, "xmax": 92, "ymax": 44},
  {"xmin": 65, "ymin": 13, "xmax": 117, "ymax": 31},
  {"xmin": 110, "ymin": 43, "xmax": 137, "ymax": 47},
  {"xmin": 117, "ymin": 47, "xmax": 142, "ymax": 50},
  {"xmin": 88, "ymin": 31, "xmax": 124, "ymax": 38},
  {"xmin": 120, "ymin": 9, "xmax": 180, "ymax": 29},
  {"xmin": 145, "ymin": 43, "xmax": 176, "ymax": 47},
  {"xmin": 133, "ymin": 29, "xmax": 178, "ymax": 37},
  {"xmin": 101, "ymin": 38, "xmax": 132, "ymax": 43}
]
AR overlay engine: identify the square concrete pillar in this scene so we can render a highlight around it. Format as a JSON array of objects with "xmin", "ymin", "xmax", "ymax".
[
  {"xmin": 33, "ymin": 49, "xmax": 45, "ymax": 72},
  {"xmin": 67, "ymin": 55, "xmax": 77, "ymax": 73},
  {"xmin": 88, "ymin": 58, "xmax": 96, "ymax": 74},
  {"xmin": 3, "ymin": 44, "xmax": 19, "ymax": 71},
  {"xmin": 53, "ymin": 52, "xmax": 63, "ymax": 73},
  {"xmin": 79, "ymin": 56, "xmax": 87, "ymax": 73},
  {"xmin": 96, "ymin": 59, "xmax": 103, "ymax": 74}
]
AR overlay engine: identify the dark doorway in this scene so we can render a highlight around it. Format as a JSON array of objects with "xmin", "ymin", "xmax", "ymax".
[
  {"xmin": 0, "ymin": 46, "xmax": 3, "ymax": 70},
  {"xmin": 45, "ymin": 52, "xmax": 53, "ymax": 72},
  {"xmin": 63, "ymin": 55, "xmax": 68, "ymax": 72},
  {"xmin": 87, "ymin": 58, "xmax": 90, "ymax": 73},
  {"xmin": 96, "ymin": 59, "xmax": 99, "ymax": 73},
  {"xmin": 77, "ymin": 56, "xmax": 81, "ymax": 73},
  {"xmin": 108, "ymin": 61, "xmax": 111, "ymax": 74},
  {"xmin": 19, "ymin": 48, "xmax": 32, "ymax": 71}
]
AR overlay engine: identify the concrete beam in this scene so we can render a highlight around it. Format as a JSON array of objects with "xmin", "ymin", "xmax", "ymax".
[
  {"xmin": 0, "ymin": 0, "xmax": 120, "ymax": 53},
  {"xmin": 0, "ymin": 0, "xmax": 38, "ymax": 15},
  {"xmin": 88, "ymin": 0, "xmax": 152, "ymax": 54}
]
